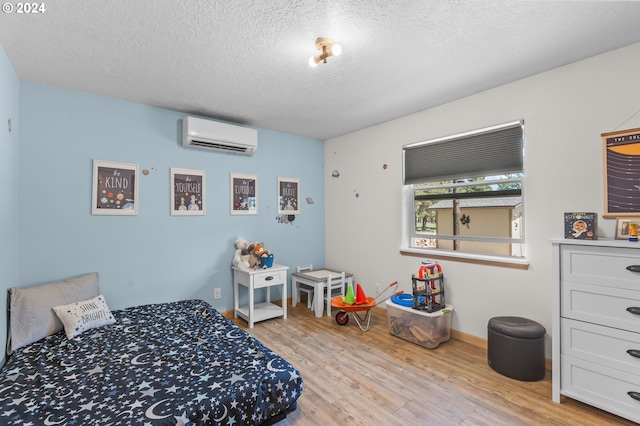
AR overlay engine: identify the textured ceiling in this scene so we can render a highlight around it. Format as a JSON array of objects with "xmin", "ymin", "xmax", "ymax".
[{"xmin": 2, "ymin": 1, "xmax": 640, "ymax": 140}]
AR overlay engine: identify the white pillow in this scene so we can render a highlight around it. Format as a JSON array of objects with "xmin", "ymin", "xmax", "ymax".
[{"xmin": 52, "ymin": 295, "xmax": 116, "ymax": 339}]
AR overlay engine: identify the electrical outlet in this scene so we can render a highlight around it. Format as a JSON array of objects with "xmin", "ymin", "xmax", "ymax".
[
  {"xmin": 376, "ymin": 283, "xmax": 381, "ymax": 294},
  {"xmin": 214, "ymin": 288, "xmax": 221, "ymax": 299}
]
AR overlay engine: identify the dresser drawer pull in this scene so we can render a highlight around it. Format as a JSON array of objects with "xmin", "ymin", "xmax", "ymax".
[
  {"xmin": 265, "ymin": 276, "xmax": 274, "ymax": 281},
  {"xmin": 626, "ymin": 265, "xmax": 640, "ymax": 273},
  {"xmin": 627, "ymin": 307, "xmax": 640, "ymax": 316},
  {"xmin": 627, "ymin": 349, "xmax": 640, "ymax": 358},
  {"xmin": 628, "ymin": 391, "xmax": 640, "ymax": 402}
]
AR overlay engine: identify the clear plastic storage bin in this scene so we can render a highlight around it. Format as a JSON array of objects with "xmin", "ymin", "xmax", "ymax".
[{"xmin": 386, "ymin": 300, "xmax": 453, "ymax": 349}]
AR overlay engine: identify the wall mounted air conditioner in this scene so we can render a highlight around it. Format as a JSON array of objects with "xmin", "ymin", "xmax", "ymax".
[{"xmin": 182, "ymin": 116, "xmax": 257, "ymax": 155}]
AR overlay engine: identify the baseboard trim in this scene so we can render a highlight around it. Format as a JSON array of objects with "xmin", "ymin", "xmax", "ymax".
[
  {"xmin": 451, "ymin": 328, "xmax": 552, "ymax": 372},
  {"xmin": 451, "ymin": 329, "xmax": 487, "ymax": 349}
]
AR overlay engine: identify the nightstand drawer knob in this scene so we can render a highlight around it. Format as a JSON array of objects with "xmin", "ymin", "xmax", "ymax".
[
  {"xmin": 265, "ymin": 276, "xmax": 274, "ymax": 281},
  {"xmin": 627, "ymin": 307, "xmax": 640, "ymax": 316},
  {"xmin": 628, "ymin": 391, "xmax": 640, "ymax": 402},
  {"xmin": 626, "ymin": 265, "xmax": 640, "ymax": 273},
  {"xmin": 627, "ymin": 349, "xmax": 640, "ymax": 359}
]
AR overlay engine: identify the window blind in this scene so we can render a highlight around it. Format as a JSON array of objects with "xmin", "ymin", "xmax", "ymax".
[{"xmin": 403, "ymin": 121, "xmax": 524, "ymax": 185}]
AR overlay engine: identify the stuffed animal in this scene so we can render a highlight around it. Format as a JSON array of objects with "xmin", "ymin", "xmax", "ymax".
[
  {"xmin": 232, "ymin": 237, "xmax": 252, "ymax": 270},
  {"xmin": 252, "ymin": 243, "xmax": 274, "ymax": 269},
  {"xmin": 247, "ymin": 242, "xmax": 260, "ymax": 269},
  {"xmin": 246, "ymin": 242, "xmax": 271, "ymax": 269},
  {"xmin": 234, "ymin": 238, "xmax": 273, "ymax": 270},
  {"xmin": 254, "ymin": 243, "xmax": 270, "ymax": 258}
]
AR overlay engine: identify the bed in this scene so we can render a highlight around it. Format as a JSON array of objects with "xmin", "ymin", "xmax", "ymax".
[{"xmin": 0, "ymin": 273, "xmax": 303, "ymax": 425}]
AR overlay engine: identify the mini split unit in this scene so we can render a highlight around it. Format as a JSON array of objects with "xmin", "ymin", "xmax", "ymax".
[{"xmin": 182, "ymin": 116, "xmax": 258, "ymax": 155}]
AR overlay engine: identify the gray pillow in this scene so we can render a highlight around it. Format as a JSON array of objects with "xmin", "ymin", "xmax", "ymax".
[{"xmin": 7, "ymin": 272, "xmax": 100, "ymax": 354}]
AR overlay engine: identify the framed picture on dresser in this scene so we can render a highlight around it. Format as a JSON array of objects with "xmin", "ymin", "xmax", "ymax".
[{"xmin": 615, "ymin": 217, "xmax": 640, "ymax": 239}]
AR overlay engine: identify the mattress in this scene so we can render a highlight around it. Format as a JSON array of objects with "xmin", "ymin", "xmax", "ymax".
[{"xmin": 0, "ymin": 299, "xmax": 303, "ymax": 425}]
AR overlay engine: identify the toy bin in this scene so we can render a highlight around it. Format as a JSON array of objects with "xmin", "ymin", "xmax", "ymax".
[
  {"xmin": 386, "ymin": 300, "xmax": 453, "ymax": 349},
  {"xmin": 259, "ymin": 254, "xmax": 274, "ymax": 268}
]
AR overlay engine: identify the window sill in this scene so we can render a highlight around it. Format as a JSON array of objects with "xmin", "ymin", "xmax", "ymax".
[{"xmin": 400, "ymin": 248, "xmax": 529, "ymax": 270}]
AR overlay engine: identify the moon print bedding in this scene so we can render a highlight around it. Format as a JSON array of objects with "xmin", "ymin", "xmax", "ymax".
[{"xmin": 0, "ymin": 299, "xmax": 303, "ymax": 425}]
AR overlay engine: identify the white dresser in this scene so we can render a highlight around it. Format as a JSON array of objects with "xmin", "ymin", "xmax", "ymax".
[{"xmin": 552, "ymin": 239, "xmax": 640, "ymax": 422}]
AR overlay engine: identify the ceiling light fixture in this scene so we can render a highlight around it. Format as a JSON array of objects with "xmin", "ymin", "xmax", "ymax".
[{"xmin": 308, "ymin": 37, "xmax": 341, "ymax": 67}]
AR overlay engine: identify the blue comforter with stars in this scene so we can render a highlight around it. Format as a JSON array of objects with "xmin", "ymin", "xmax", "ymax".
[{"xmin": 0, "ymin": 299, "xmax": 303, "ymax": 425}]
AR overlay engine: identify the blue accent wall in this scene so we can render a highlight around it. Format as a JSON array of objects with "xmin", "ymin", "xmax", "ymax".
[
  {"xmin": 16, "ymin": 82, "xmax": 325, "ymax": 313},
  {"xmin": 0, "ymin": 44, "xmax": 20, "ymax": 366}
]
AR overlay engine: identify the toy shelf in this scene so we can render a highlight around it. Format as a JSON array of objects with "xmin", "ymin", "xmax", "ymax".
[{"xmin": 411, "ymin": 272, "xmax": 445, "ymax": 313}]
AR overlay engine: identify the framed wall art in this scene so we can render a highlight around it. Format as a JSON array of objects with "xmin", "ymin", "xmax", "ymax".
[
  {"xmin": 92, "ymin": 160, "xmax": 139, "ymax": 215},
  {"xmin": 277, "ymin": 177, "xmax": 300, "ymax": 215},
  {"xmin": 603, "ymin": 127, "xmax": 640, "ymax": 217},
  {"xmin": 171, "ymin": 168, "xmax": 205, "ymax": 216},
  {"xmin": 230, "ymin": 173, "xmax": 257, "ymax": 215}
]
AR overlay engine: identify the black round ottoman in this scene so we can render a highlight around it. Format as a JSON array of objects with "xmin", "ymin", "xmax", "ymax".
[{"xmin": 487, "ymin": 316, "xmax": 546, "ymax": 381}]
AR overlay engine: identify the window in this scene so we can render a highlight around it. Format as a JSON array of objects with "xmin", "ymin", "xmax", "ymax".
[{"xmin": 402, "ymin": 121, "xmax": 525, "ymax": 259}]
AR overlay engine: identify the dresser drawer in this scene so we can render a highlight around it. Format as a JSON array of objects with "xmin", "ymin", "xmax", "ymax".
[
  {"xmin": 561, "ymin": 355, "xmax": 640, "ymax": 423},
  {"xmin": 561, "ymin": 245, "xmax": 640, "ymax": 290},
  {"xmin": 253, "ymin": 270, "xmax": 286, "ymax": 288},
  {"xmin": 562, "ymin": 281, "xmax": 640, "ymax": 333},
  {"xmin": 561, "ymin": 318, "xmax": 640, "ymax": 376}
]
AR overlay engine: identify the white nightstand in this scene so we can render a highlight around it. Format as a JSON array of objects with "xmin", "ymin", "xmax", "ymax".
[{"xmin": 232, "ymin": 264, "xmax": 289, "ymax": 328}]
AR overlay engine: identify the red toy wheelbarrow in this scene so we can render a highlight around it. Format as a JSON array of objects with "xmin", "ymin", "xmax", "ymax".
[{"xmin": 331, "ymin": 281, "xmax": 398, "ymax": 331}]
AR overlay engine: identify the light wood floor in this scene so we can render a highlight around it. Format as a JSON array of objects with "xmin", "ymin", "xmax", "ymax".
[{"xmin": 229, "ymin": 301, "xmax": 634, "ymax": 426}]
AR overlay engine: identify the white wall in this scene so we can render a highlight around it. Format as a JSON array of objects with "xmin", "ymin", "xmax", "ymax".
[{"xmin": 325, "ymin": 42, "xmax": 640, "ymax": 355}]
